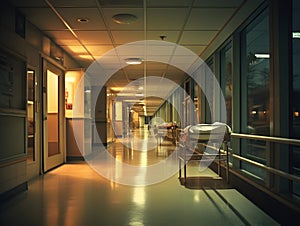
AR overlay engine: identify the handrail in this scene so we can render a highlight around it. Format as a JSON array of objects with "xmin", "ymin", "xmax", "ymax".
[
  {"xmin": 196, "ymin": 137, "xmax": 300, "ymax": 183},
  {"xmin": 231, "ymin": 153, "xmax": 300, "ymax": 184},
  {"xmin": 231, "ymin": 133, "xmax": 300, "ymax": 146},
  {"xmin": 176, "ymin": 129, "xmax": 300, "ymax": 186}
]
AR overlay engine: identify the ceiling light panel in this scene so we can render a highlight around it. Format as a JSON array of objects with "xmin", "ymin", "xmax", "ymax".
[{"xmin": 124, "ymin": 57, "xmax": 143, "ymax": 64}]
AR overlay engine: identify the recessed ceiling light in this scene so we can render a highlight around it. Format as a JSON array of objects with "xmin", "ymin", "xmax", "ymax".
[
  {"xmin": 112, "ymin": 13, "xmax": 137, "ymax": 24},
  {"xmin": 125, "ymin": 57, "xmax": 143, "ymax": 65},
  {"xmin": 293, "ymin": 32, "xmax": 300, "ymax": 38},
  {"xmin": 77, "ymin": 17, "xmax": 90, "ymax": 23},
  {"xmin": 254, "ymin": 53, "xmax": 270, "ymax": 59}
]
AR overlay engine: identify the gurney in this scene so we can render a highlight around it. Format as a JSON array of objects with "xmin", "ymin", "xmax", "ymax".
[
  {"xmin": 178, "ymin": 122, "xmax": 231, "ymax": 185},
  {"xmin": 156, "ymin": 122, "xmax": 178, "ymax": 144}
]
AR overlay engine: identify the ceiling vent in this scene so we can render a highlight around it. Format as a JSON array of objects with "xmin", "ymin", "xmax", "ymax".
[{"xmin": 112, "ymin": 13, "xmax": 138, "ymax": 24}]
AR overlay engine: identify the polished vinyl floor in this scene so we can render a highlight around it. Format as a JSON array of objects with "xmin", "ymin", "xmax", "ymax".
[{"xmin": 0, "ymin": 128, "xmax": 279, "ymax": 226}]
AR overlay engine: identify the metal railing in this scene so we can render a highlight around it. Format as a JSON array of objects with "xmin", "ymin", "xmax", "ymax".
[
  {"xmin": 231, "ymin": 133, "xmax": 300, "ymax": 146},
  {"xmin": 230, "ymin": 133, "xmax": 300, "ymax": 183},
  {"xmin": 175, "ymin": 129, "xmax": 300, "ymax": 184}
]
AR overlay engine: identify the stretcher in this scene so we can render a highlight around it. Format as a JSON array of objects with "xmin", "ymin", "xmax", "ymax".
[{"xmin": 178, "ymin": 122, "xmax": 231, "ymax": 185}]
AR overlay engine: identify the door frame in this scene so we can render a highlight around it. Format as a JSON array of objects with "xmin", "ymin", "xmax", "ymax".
[
  {"xmin": 26, "ymin": 65, "xmax": 42, "ymax": 178},
  {"xmin": 42, "ymin": 60, "xmax": 65, "ymax": 172}
]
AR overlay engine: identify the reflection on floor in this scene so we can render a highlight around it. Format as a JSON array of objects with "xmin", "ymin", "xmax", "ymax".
[{"xmin": 0, "ymin": 128, "xmax": 279, "ymax": 226}]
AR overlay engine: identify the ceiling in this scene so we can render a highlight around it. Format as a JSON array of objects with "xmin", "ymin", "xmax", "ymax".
[{"xmin": 7, "ymin": 0, "xmax": 246, "ymax": 116}]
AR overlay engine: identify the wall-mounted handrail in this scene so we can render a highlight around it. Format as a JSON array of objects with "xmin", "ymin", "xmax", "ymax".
[
  {"xmin": 231, "ymin": 133, "xmax": 300, "ymax": 146},
  {"xmin": 231, "ymin": 153, "xmax": 300, "ymax": 184}
]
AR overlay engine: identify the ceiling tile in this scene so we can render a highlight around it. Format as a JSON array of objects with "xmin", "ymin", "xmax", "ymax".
[
  {"xmin": 98, "ymin": 0, "xmax": 143, "ymax": 8},
  {"xmin": 76, "ymin": 31, "xmax": 112, "ymax": 45},
  {"xmin": 185, "ymin": 8, "xmax": 236, "ymax": 30},
  {"xmin": 147, "ymin": 8, "xmax": 189, "ymax": 30},
  {"xmin": 115, "ymin": 43, "xmax": 145, "ymax": 58},
  {"xmin": 6, "ymin": 0, "xmax": 244, "ymax": 115},
  {"xmin": 56, "ymin": 8, "xmax": 106, "ymax": 30},
  {"xmin": 125, "ymin": 70, "xmax": 145, "ymax": 80},
  {"xmin": 180, "ymin": 31, "xmax": 218, "ymax": 45},
  {"xmin": 98, "ymin": 55, "xmax": 122, "ymax": 65},
  {"xmin": 85, "ymin": 45, "xmax": 115, "ymax": 56},
  {"xmin": 106, "ymin": 71, "xmax": 129, "ymax": 86},
  {"xmin": 181, "ymin": 45, "xmax": 207, "ymax": 55},
  {"xmin": 146, "ymin": 55, "xmax": 172, "ymax": 64},
  {"xmin": 112, "ymin": 31, "xmax": 144, "ymax": 44},
  {"xmin": 146, "ymin": 31, "xmax": 180, "ymax": 43},
  {"xmin": 146, "ymin": 43, "xmax": 176, "ymax": 56},
  {"xmin": 169, "ymin": 55, "xmax": 201, "ymax": 72},
  {"xmin": 193, "ymin": 0, "xmax": 244, "ymax": 7},
  {"xmin": 147, "ymin": 0, "xmax": 193, "ymax": 7},
  {"xmin": 145, "ymin": 62, "xmax": 168, "ymax": 70},
  {"xmin": 44, "ymin": 30, "xmax": 81, "ymax": 46},
  {"xmin": 50, "ymin": 0, "xmax": 98, "ymax": 7}
]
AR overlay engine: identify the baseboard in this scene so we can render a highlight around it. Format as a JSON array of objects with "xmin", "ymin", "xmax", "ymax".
[
  {"xmin": 66, "ymin": 156, "xmax": 85, "ymax": 162},
  {"xmin": 0, "ymin": 182, "xmax": 28, "ymax": 202}
]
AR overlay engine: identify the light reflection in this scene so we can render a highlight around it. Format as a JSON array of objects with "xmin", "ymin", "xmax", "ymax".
[
  {"xmin": 193, "ymin": 191, "xmax": 201, "ymax": 203},
  {"xmin": 133, "ymin": 187, "xmax": 146, "ymax": 206}
]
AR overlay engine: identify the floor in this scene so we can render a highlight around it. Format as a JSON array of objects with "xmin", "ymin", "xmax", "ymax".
[{"xmin": 0, "ymin": 128, "xmax": 279, "ymax": 226}]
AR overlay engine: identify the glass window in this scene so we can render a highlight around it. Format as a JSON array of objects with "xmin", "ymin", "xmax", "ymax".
[
  {"xmin": 240, "ymin": 8, "xmax": 270, "ymax": 180},
  {"xmin": 47, "ymin": 70, "xmax": 59, "ymax": 157},
  {"xmin": 205, "ymin": 59, "xmax": 214, "ymax": 123},
  {"xmin": 193, "ymin": 81, "xmax": 199, "ymax": 123},
  {"xmin": 292, "ymin": 0, "xmax": 300, "ymax": 196},
  {"xmin": 27, "ymin": 69, "xmax": 35, "ymax": 162},
  {"xmin": 220, "ymin": 43, "xmax": 233, "ymax": 128}
]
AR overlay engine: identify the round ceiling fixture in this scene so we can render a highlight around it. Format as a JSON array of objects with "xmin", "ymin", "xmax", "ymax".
[
  {"xmin": 77, "ymin": 17, "xmax": 90, "ymax": 23},
  {"xmin": 124, "ymin": 57, "xmax": 143, "ymax": 65},
  {"xmin": 112, "ymin": 13, "xmax": 138, "ymax": 24}
]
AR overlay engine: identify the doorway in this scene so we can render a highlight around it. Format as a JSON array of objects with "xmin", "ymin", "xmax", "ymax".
[{"xmin": 43, "ymin": 63, "xmax": 65, "ymax": 172}]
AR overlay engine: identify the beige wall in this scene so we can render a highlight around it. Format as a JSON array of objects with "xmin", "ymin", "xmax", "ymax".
[{"xmin": 0, "ymin": 2, "xmax": 80, "ymax": 196}]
